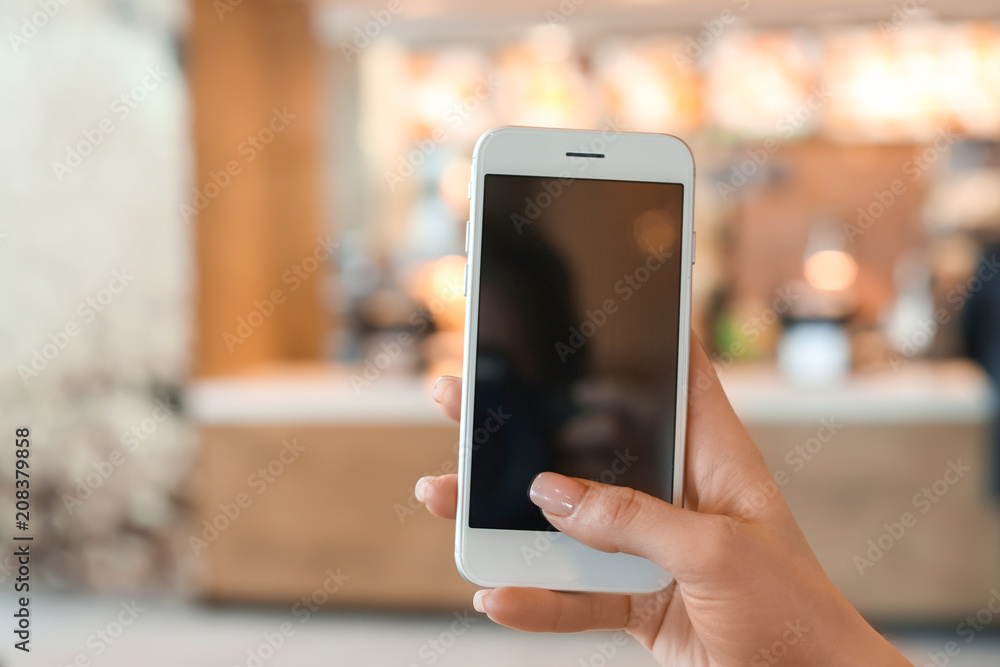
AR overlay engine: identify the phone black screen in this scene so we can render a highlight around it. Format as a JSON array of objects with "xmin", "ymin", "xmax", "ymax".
[{"xmin": 469, "ymin": 174, "xmax": 685, "ymax": 531}]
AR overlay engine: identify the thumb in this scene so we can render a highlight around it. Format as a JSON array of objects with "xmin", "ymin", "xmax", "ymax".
[{"xmin": 529, "ymin": 472, "xmax": 730, "ymax": 576}]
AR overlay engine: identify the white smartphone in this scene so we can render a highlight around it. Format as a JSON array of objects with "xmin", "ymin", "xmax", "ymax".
[{"xmin": 455, "ymin": 126, "xmax": 694, "ymax": 593}]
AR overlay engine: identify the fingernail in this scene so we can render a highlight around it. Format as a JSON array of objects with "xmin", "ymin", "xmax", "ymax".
[
  {"xmin": 414, "ymin": 476, "xmax": 433, "ymax": 503},
  {"xmin": 432, "ymin": 376, "xmax": 458, "ymax": 403},
  {"xmin": 473, "ymin": 589, "xmax": 491, "ymax": 613},
  {"xmin": 529, "ymin": 472, "xmax": 585, "ymax": 517}
]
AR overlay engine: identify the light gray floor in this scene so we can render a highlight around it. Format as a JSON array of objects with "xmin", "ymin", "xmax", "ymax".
[{"xmin": 3, "ymin": 594, "xmax": 999, "ymax": 666}]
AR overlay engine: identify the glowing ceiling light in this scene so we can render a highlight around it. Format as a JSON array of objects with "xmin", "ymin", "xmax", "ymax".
[{"xmin": 804, "ymin": 250, "xmax": 858, "ymax": 291}]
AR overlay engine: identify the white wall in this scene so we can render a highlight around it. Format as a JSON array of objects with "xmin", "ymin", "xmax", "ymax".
[{"xmin": 0, "ymin": 0, "xmax": 197, "ymax": 592}]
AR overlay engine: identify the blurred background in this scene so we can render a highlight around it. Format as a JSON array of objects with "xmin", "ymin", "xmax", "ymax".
[{"xmin": 2, "ymin": 0, "xmax": 1000, "ymax": 664}]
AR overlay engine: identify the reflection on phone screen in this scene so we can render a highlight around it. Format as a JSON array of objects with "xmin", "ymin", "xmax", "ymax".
[{"xmin": 470, "ymin": 174, "xmax": 684, "ymax": 531}]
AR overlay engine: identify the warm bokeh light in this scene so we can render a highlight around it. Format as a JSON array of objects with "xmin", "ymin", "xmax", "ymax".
[
  {"xmin": 633, "ymin": 209, "xmax": 677, "ymax": 254},
  {"xmin": 594, "ymin": 39, "xmax": 703, "ymax": 132},
  {"xmin": 804, "ymin": 250, "xmax": 859, "ymax": 291},
  {"xmin": 406, "ymin": 254, "xmax": 467, "ymax": 330},
  {"xmin": 494, "ymin": 35, "xmax": 595, "ymax": 129},
  {"xmin": 952, "ymin": 24, "xmax": 1000, "ymax": 136},
  {"xmin": 825, "ymin": 23, "xmax": 1000, "ymax": 141},
  {"xmin": 407, "ymin": 48, "xmax": 496, "ymax": 142},
  {"xmin": 704, "ymin": 31, "xmax": 820, "ymax": 136},
  {"xmin": 438, "ymin": 156, "xmax": 473, "ymax": 216}
]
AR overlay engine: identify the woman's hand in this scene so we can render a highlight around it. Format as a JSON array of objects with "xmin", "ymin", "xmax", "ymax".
[{"xmin": 416, "ymin": 337, "xmax": 911, "ymax": 666}]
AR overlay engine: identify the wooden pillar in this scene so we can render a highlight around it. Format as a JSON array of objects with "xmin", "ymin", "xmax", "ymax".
[{"xmin": 188, "ymin": 0, "xmax": 327, "ymax": 376}]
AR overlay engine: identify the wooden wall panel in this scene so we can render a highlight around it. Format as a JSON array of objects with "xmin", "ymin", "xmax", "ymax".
[{"xmin": 189, "ymin": 0, "xmax": 328, "ymax": 376}]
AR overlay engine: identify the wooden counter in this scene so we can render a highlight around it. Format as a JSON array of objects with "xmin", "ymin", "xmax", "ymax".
[{"xmin": 188, "ymin": 361, "xmax": 1000, "ymax": 621}]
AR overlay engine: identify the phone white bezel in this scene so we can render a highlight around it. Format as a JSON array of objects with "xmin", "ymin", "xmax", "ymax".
[{"xmin": 455, "ymin": 126, "xmax": 694, "ymax": 593}]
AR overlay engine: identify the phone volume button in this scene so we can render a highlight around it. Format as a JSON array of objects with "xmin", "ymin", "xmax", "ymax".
[
  {"xmin": 463, "ymin": 262, "xmax": 469, "ymax": 297},
  {"xmin": 465, "ymin": 220, "xmax": 470, "ymax": 255}
]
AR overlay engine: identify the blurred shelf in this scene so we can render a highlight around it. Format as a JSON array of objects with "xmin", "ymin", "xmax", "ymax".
[
  {"xmin": 188, "ymin": 360, "xmax": 995, "ymax": 426},
  {"xmin": 721, "ymin": 359, "xmax": 996, "ymax": 425},
  {"xmin": 187, "ymin": 365, "xmax": 449, "ymax": 425}
]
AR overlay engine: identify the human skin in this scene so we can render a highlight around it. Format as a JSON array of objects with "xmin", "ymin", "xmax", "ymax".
[{"xmin": 415, "ymin": 337, "xmax": 913, "ymax": 666}]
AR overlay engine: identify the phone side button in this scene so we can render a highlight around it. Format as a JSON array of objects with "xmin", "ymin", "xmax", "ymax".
[
  {"xmin": 463, "ymin": 262, "xmax": 469, "ymax": 297},
  {"xmin": 691, "ymin": 231, "xmax": 697, "ymax": 265},
  {"xmin": 465, "ymin": 220, "xmax": 470, "ymax": 255}
]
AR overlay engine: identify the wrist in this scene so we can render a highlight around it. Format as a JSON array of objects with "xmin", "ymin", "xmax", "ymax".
[{"xmin": 825, "ymin": 600, "xmax": 912, "ymax": 666}]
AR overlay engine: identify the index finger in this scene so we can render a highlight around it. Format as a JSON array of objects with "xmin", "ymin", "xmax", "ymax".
[{"xmin": 432, "ymin": 376, "xmax": 462, "ymax": 422}]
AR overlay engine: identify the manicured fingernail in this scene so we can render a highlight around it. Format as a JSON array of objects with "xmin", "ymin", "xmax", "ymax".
[
  {"xmin": 473, "ymin": 589, "xmax": 491, "ymax": 613},
  {"xmin": 432, "ymin": 376, "xmax": 458, "ymax": 403},
  {"xmin": 529, "ymin": 472, "xmax": 585, "ymax": 517},
  {"xmin": 414, "ymin": 476, "xmax": 433, "ymax": 503}
]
